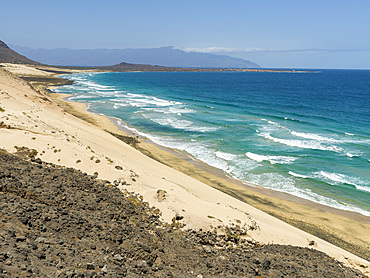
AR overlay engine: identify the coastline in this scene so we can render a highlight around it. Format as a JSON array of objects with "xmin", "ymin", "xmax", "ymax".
[
  {"xmin": 106, "ymin": 112, "xmax": 369, "ymax": 224},
  {"xmin": 1, "ymin": 63, "xmax": 369, "ymax": 275},
  {"xmin": 49, "ymin": 75, "xmax": 370, "ymax": 255}
]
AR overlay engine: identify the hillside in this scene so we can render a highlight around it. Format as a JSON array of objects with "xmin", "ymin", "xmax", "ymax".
[
  {"xmin": 0, "ymin": 150, "xmax": 364, "ymax": 277},
  {"xmin": 0, "ymin": 40, "xmax": 39, "ymax": 64}
]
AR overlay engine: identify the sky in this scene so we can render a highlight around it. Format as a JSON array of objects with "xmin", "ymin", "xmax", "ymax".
[{"xmin": 1, "ymin": 0, "xmax": 370, "ymax": 69}]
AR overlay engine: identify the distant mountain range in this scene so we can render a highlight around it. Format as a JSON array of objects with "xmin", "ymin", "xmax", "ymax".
[{"xmin": 10, "ymin": 45, "xmax": 260, "ymax": 68}]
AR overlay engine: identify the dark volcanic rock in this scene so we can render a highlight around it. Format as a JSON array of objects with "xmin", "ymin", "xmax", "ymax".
[{"xmin": 0, "ymin": 149, "xmax": 365, "ymax": 277}]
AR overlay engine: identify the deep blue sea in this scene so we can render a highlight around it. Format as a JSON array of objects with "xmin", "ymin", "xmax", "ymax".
[{"xmin": 54, "ymin": 70, "xmax": 370, "ymax": 217}]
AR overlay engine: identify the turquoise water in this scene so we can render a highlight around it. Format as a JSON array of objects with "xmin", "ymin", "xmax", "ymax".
[{"xmin": 54, "ymin": 70, "xmax": 370, "ymax": 216}]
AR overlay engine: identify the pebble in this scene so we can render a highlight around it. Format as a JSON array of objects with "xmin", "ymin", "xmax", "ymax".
[
  {"xmin": 100, "ymin": 265, "xmax": 108, "ymax": 274},
  {"xmin": 114, "ymin": 254, "xmax": 124, "ymax": 261},
  {"xmin": 86, "ymin": 262, "xmax": 95, "ymax": 270}
]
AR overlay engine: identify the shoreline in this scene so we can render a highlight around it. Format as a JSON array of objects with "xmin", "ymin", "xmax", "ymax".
[
  {"xmin": 106, "ymin": 112, "xmax": 370, "ymax": 224},
  {"xmin": 54, "ymin": 70, "xmax": 370, "ymax": 219},
  {"xmin": 51, "ymin": 86, "xmax": 370, "ymax": 259},
  {"xmin": 58, "ymin": 73, "xmax": 369, "ymax": 221},
  {"xmin": 1, "ymin": 63, "xmax": 369, "ymax": 275}
]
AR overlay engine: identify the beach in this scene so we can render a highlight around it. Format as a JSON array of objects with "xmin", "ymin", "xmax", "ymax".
[{"xmin": 0, "ymin": 63, "xmax": 369, "ymax": 275}]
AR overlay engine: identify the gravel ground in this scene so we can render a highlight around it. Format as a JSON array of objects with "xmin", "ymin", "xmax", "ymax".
[{"xmin": 0, "ymin": 149, "xmax": 365, "ymax": 277}]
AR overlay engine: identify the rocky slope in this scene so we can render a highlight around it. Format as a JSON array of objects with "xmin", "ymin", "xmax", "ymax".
[
  {"xmin": 0, "ymin": 149, "xmax": 365, "ymax": 277},
  {"xmin": 0, "ymin": 41, "xmax": 39, "ymax": 64}
]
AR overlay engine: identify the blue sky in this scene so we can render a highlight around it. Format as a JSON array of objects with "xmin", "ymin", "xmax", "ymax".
[{"xmin": 1, "ymin": 0, "xmax": 370, "ymax": 69}]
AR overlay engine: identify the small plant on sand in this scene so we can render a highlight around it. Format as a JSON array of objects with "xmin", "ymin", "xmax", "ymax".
[
  {"xmin": 171, "ymin": 217, "xmax": 185, "ymax": 229},
  {"xmin": 28, "ymin": 149, "xmax": 38, "ymax": 157},
  {"xmin": 14, "ymin": 146, "xmax": 38, "ymax": 158},
  {"xmin": 0, "ymin": 106, "xmax": 5, "ymax": 112},
  {"xmin": 152, "ymin": 208, "xmax": 161, "ymax": 215},
  {"xmin": 207, "ymin": 215, "xmax": 223, "ymax": 222},
  {"xmin": 108, "ymin": 131, "xmax": 140, "ymax": 148},
  {"xmin": 128, "ymin": 197, "xmax": 142, "ymax": 206},
  {"xmin": 0, "ymin": 122, "xmax": 14, "ymax": 129}
]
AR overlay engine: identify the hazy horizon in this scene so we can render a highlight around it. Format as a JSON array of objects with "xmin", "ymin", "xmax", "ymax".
[{"xmin": 1, "ymin": 0, "xmax": 370, "ymax": 69}]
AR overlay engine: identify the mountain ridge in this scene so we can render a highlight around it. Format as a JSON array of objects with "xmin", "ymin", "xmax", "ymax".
[
  {"xmin": 10, "ymin": 45, "xmax": 260, "ymax": 68},
  {"xmin": 0, "ymin": 40, "xmax": 39, "ymax": 64}
]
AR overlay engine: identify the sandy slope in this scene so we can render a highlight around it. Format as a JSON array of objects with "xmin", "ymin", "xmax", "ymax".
[{"xmin": 0, "ymin": 64, "xmax": 369, "ymax": 275}]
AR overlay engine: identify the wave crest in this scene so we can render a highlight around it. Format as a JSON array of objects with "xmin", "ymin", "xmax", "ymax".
[{"xmin": 246, "ymin": 152, "xmax": 297, "ymax": 164}]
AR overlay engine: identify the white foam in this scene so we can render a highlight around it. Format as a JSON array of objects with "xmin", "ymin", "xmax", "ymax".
[
  {"xmin": 288, "ymin": 171, "xmax": 309, "ymax": 179},
  {"xmin": 127, "ymin": 92, "xmax": 148, "ymax": 98},
  {"xmin": 346, "ymin": 152, "xmax": 362, "ymax": 158},
  {"xmin": 284, "ymin": 117, "xmax": 301, "ymax": 122},
  {"xmin": 318, "ymin": 171, "xmax": 354, "ymax": 185},
  {"xmin": 247, "ymin": 173, "xmax": 370, "ymax": 217},
  {"xmin": 142, "ymin": 107, "xmax": 195, "ymax": 114},
  {"xmin": 344, "ymin": 138, "xmax": 370, "ymax": 144},
  {"xmin": 356, "ymin": 185, "xmax": 370, "ymax": 193},
  {"xmin": 113, "ymin": 103, "xmax": 129, "ymax": 109},
  {"xmin": 248, "ymin": 173, "xmax": 298, "ymax": 194},
  {"xmin": 68, "ymin": 95, "xmax": 94, "ymax": 100},
  {"xmin": 126, "ymin": 93, "xmax": 182, "ymax": 106},
  {"xmin": 315, "ymin": 171, "xmax": 370, "ymax": 191},
  {"xmin": 143, "ymin": 114, "xmax": 219, "ymax": 133},
  {"xmin": 82, "ymin": 81, "xmax": 115, "ymax": 90},
  {"xmin": 152, "ymin": 117, "xmax": 193, "ymax": 129},
  {"xmin": 215, "ymin": 151, "xmax": 237, "ymax": 161},
  {"xmin": 258, "ymin": 121, "xmax": 288, "ymax": 135},
  {"xmin": 261, "ymin": 118, "xmax": 287, "ymax": 129},
  {"xmin": 143, "ymin": 135, "xmax": 233, "ymax": 172},
  {"xmin": 261, "ymin": 119, "xmax": 280, "ymax": 126},
  {"xmin": 246, "ymin": 152, "xmax": 297, "ymax": 164},
  {"xmin": 293, "ymin": 130, "xmax": 369, "ymax": 146},
  {"xmin": 125, "ymin": 130, "xmax": 258, "ymax": 180},
  {"xmin": 127, "ymin": 96, "xmax": 181, "ymax": 108},
  {"xmin": 289, "ymin": 170, "xmax": 370, "ymax": 194},
  {"xmin": 227, "ymin": 159, "xmax": 260, "ymax": 179},
  {"xmin": 261, "ymin": 133, "xmax": 343, "ymax": 152},
  {"xmin": 291, "ymin": 131, "xmax": 337, "ymax": 142}
]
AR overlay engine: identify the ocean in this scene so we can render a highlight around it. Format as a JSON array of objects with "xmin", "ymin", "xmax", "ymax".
[{"xmin": 54, "ymin": 70, "xmax": 370, "ymax": 217}]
